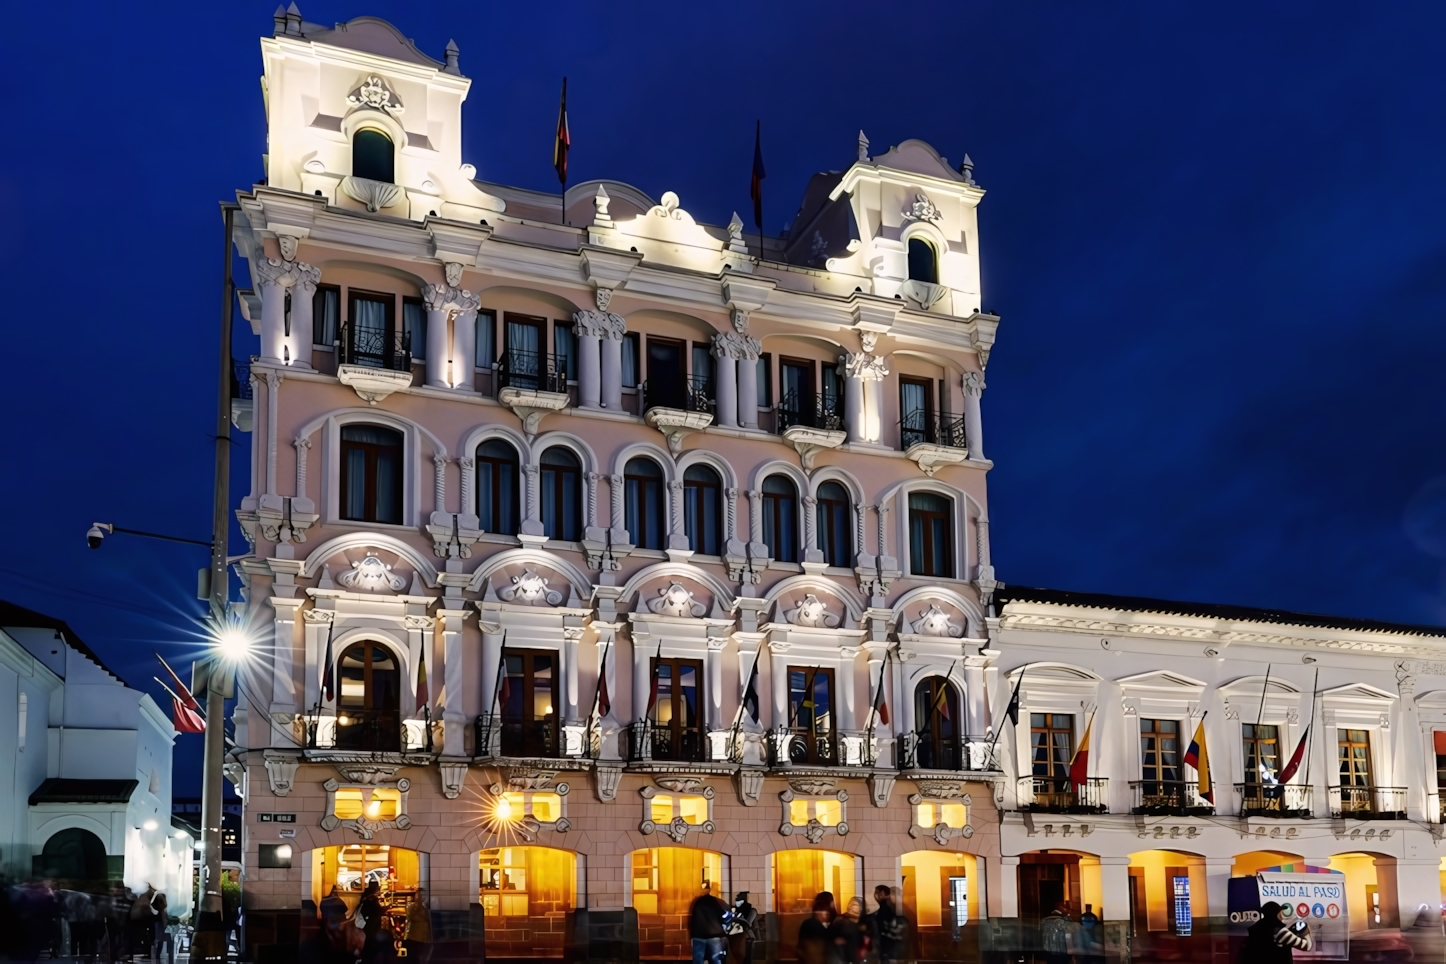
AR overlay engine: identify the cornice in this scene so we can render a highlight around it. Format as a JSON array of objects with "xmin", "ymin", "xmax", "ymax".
[{"xmin": 830, "ymin": 162, "xmax": 987, "ymax": 205}]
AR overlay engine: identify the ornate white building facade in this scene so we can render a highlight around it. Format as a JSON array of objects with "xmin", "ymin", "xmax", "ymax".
[{"xmin": 224, "ymin": 10, "xmax": 1446, "ymax": 963}]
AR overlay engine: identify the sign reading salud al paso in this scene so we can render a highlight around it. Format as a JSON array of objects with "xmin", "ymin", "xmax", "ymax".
[{"xmin": 1257, "ymin": 871, "xmax": 1348, "ymax": 960}]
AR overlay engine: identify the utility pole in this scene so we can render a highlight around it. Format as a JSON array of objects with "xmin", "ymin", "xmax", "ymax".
[{"xmin": 194, "ymin": 202, "xmax": 238, "ymax": 963}]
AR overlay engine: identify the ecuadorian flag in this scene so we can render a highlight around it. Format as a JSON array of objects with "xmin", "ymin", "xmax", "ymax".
[{"xmin": 1183, "ymin": 719, "xmax": 1213, "ymax": 803}]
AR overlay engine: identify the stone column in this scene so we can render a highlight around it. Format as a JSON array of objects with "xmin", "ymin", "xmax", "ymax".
[
  {"xmin": 633, "ymin": 635, "xmax": 652, "ymax": 725},
  {"xmin": 1394, "ymin": 858, "xmax": 1442, "ymax": 928},
  {"xmin": 425, "ymin": 307, "xmax": 451, "ymax": 387},
  {"xmin": 770, "ymin": 647, "xmax": 790, "ymax": 725},
  {"xmin": 264, "ymin": 372, "xmax": 283, "ymax": 496},
  {"xmin": 521, "ymin": 463, "xmax": 544, "ymax": 538},
  {"xmin": 290, "ymin": 264, "xmax": 319, "ymax": 369},
  {"xmin": 480, "ymin": 624, "xmax": 503, "ymax": 717},
  {"xmin": 437, "ymin": 609, "xmax": 471, "ymax": 756},
  {"xmin": 254, "ymin": 257, "xmax": 296, "ymax": 364},
  {"xmin": 270, "ymin": 598, "xmax": 302, "ymax": 720},
  {"xmin": 668, "ymin": 480, "xmax": 689, "ymax": 551},
  {"xmin": 838, "ymin": 647, "xmax": 857, "ymax": 732},
  {"xmin": 998, "ymin": 857, "xmax": 1020, "ymax": 919},
  {"xmin": 1396, "ymin": 676, "xmax": 1426, "ymax": 819},
  {"xmin": 737, "ymin": 343, "xmax": 761, "ymax": 430},
  {"xmin": 843, "ymin": 344, "xmax": 888, "ymax": 444},
  {"xmin": 577, "ymin": 329, "xmax": 601, "ymax": 409},
  {"xmin": 706, "ymin": 639, "xmax": 724, "ymax": 731},
  {"xmin": 962, "ymin": 370, "xmax": 985, "ymax": 460},
  {"xmin": 597, "ymin": 312, "xmax": 627, "ymax": 411},
  {"xmin": 564, "ymin": 627, "xmax": 582, "ymax": 725},
  {"xmin": 964, "ymin": 657, "xmax": 987, "ymax": 738},
  {"xmin": 802, "ymin": 495, "xmax": 821, "ymax": 565},
  {"xmin": 1099, "ymin": 857, "xmax": 1132, "ymax": 921},
  {"xmin": 712, "ymin": 336, "xmax": 739, "ymax": 428},
  {"xmin": 862, "ymin": 642, "xmax": 888, "ymax": 736},
  {"xmin": 452, "ymin": 309, "xmax": 477, "ymax": 391},
  {"xmin": 301, "ymin": 609, "xmax": 333, "ymax": 712},
  {"xmin": 609, "ymin": 474, "xmax": 628, "ymax": 545},
  {"xmin": 433, "ymin": 455, "xmax": 448, "ymax": 516},
  {"xmin": 842, "ymin": 356, "xmax": 864, "ymax": 443},
  {"xmin": 747, "ymin": 490, "xmax": 769, "ymax": 560},
  {"xmin": 1204, "ymin": 857, "xmax": 1234, "ymax": 920}
]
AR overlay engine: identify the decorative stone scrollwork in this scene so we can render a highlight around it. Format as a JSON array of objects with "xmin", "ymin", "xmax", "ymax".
[
  {"xmin": 573, "ymin": 309, "xmax": 627, "ymax": 340},
  {"xmin": 736, "ymin": 768, "xmax": 765, "ymax": 807},
  {"xmin": 594, "ymin": 764, "xmax": 623, "ymax": 802},
  {"xmin": 868, "ymin": 773, "xmax": 896, "ymax": 808},
  {"xmin": 347, "ymin": 75, "xmax": 405, "ymax": 115},
  {"xmin": 655, "ymin": 776, "xmax": 711, "ymax": 795},
  {"xmin": 336, "ymin": 553, "xmax": 408, "ymax": 592},
  {"xmin": 439, "ymin": 763, "xmax": 468, "ymax": 800},
  {"xmin": 712, "ymin": 330, "xmax": 761, "ymax": 361},
  {"xmin": 778, "ymin": 786, "xmax": 849, "ymax": 842},
  {"xmin": 784, "ymin": 594, "xmax": 840, "ymax": 629},
  {"xmin": 264, "ymin": 753, "xmax": 299, "ymax": 796},
  {"xmin": 403, "ymin": 615, "xmax": 435, "ymax": 631},
  {"xmin": 423, "ymin": 280, "xmax": 480, "ymax": 314},
  {"xmin": 843, "ymin": 351, "xmax": 889, "ymax": 381},
  {"xmin": 302, "ymin": 608, "xmax": 335, "ymax": 624},
  {"xmin": 500, "ymin": 768, "xmax": 563, "ymax": 791},
  {"xmin": 647, "ymin": 582, "xmax": 707, "ymax": 618},
  {"xmin": 639, "ymin": 784, "xmax": 714, "ymax": 841},
  {"xmin": 651, "ymin": 191, "xmax": 684, "ymax": 219},
  {"xmin": 499, "ymin": 569, "xmax": 564, "ymax": 606},
  {"xmin": 278, "ymin": 235, "xmax": 299, "ymax": 262},
  {"xmin": 913, "ymin": 604, "xmax": 963, "ymax": 638},
  {"xmin": 340, "ymin": 176, "xmax": 402, "ymax": 213},
  {"xmin": 320, "ymin": 776, "xmax": 413, "ymax": 839},
  {"xmin": 444, "ymin": 262, "xmax": 464, "ymax": 287},
  {"xmin": 910, "ymin": 784, "xmax": 971, "ymax": 803},
  {"xmin": 789, "ymin": 779, "xmax": 837, "ymax": 797},
  {"xmin": 900, "ymin": 193, "xmax": 940, "ymax": 223}
]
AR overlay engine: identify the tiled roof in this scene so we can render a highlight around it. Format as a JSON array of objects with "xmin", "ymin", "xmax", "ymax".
[{"xmin": 29, "ymin": 778, "xmax": 139, "ymax": 806}]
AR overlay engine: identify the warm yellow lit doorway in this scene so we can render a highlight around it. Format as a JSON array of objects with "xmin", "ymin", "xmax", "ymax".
[
  {"xmin": 311, "ymin": 845, "xmax": 426, "ymax": 932},
  {"xmin": 773, "ymin": 850, "xmax": 858, "ymax": 960},
  {"xmin": 630, "ymin": 847, "xmax": 725, "ymax": 959},
  {"xmin": 479, "ymin": 846, "xmax": 577, "ymax": 957},
  {"xmin": 902, "ymin": 850, "xmax": 980, "ymax": 959}
]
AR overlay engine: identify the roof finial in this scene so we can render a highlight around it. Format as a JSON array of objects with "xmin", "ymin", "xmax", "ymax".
[
  {"xmin": 444, "ymin": 39, "xmax": 460, "ymax": 75},
  {"xmin": 272, "ymin": 4, "xmax": 287, "ymax": 36},
  {"xmin": 857, "ymin": 130, "xmax": 870, "ymax": 163},
  {"xmin": 285, "ymin": 2, "xmax": 302, "ymax": 36},
  {"xmin": 959, "ymin": 153, "xmax": 975, "ymax": 186}
]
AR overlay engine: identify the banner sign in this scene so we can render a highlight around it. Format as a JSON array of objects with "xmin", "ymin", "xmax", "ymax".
[{"xmin": 1257, "ymin": 872, "xmax": 1348, "ymax": 960}]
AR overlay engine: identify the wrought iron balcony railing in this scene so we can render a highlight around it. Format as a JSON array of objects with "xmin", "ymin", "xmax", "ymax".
[
  {"xmin": 1237, "ymin": 782, "xmax": 1313, "ymax": 818},
  {"xmin": 472, "ymin": 713, "xmax": 563, "ymax": 759},
  {"xmin": 1329, "ymin": 785, "xmax": 1406, "ymax": 820},
  {"xmin": 900, "ymin": 732, "xmax": 1001, "ymax": 772},
  {"xmin": 338, "ymin": 321, "xmax": 412, "ymax": 371},
  {"xmin": 1130, "ymin": 780, "xmax": 1215, "ymax": 816},
  {"xmin": 777, "ymin": 389, "xmax": 843, "ymax": 433},
  {"xmin": 900, "ymin": 410, "xmax": 968, "ymax": 450},
  {"xmin": 642, "ymin": 376, "xmax": 713, "ymax": 414},
  {"xmin": 306, "ymin": 711, "xmax": 403, "ymax": 753},
  {"xmin": 231, "ymin": 361, "xmax": 253, "ymax": 400},
  {"xmin": 627, "ymin": 719, "xmax": 706, "ymax": 763},
  {"xmin": 496, "ymin": 347, "xmax": 567, "ymax": 394},
  {"xmin": 768, "ymin": 726, "xmax": 838, "ymax": 767},
  {"xmin": 1019, "ymin": 776, "xmax": 1109, "ymax": 814}
]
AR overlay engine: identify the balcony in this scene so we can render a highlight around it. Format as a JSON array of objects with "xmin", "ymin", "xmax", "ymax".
[
  {"xmin": 1018, "ymin": 776, "xmax": 1109, "ymax": 814},
  {"xmin": 230, "ymin": 360, "xmax": 253, "ymax": 432},
  {"xmin": 777, "ymin": 389, "xmax": 843, "ymax": 433},
  {"xmin": 496, "ymin": 348, "xmax": 567, "ymax": 394},
  {"xmin": 900, "ymin": 732, "xmax": 1000, "ymax": 773},
  {"xmin": 472, "ymin": 713, "xmax": 564, "ymax": 760},
  {"xmin": 1129, "ymin": 780, "xmax": 1215, "ymax": 816},
  {"xmin": 642, "ymin": 376, "xmax": 713, "ymax": 415},
  {"xmin": 627, "ymin": 720, "xmax": 706, "ymax": 764},
  {"xmin": 769, "ymin": 726, "xmax": 839, "ymax": 767},
  {"xmin": 1236, "ymin": 783, "xmax": 1313, "ymax": 818},
  {"xmin": 1329, "ymin": 785, "xmax": 1406, "ymax": 820},
  {"xmin": 338, "ymin": 321, "xmax": 412, "ymax": 371},
  {"xmin": 900, "ymin": 411, "xmax": 970, "ymax": 476},
  {"xmin": 305, "ymin": 712, "xmax": 433, "ymax": 753}
]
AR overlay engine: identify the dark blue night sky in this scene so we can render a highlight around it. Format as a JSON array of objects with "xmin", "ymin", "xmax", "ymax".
[{"xmin": 4, "ymin": 2, "xmax": 1446, "ymax": 793}]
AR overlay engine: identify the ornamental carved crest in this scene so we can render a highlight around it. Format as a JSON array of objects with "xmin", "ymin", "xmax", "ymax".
[
  {"xmin": 336, "ymin": 554, "xmax": 407, "ymax": 592},
  {"xmin": 914, "ymin": 604, "xmax": 963, "ymax": 638},
  {"xmin": 785, "ymin": 594, "xmax": 840, "ymax": 629},
  {"xmin": 647, "ymin": 582, "xmax": 707, "ymax": 618},
  {"xmin": 654, "ymin": 776, "xmax": 712, "ymax": 795},
  {"xmin": 901, "ymin": 193, "xmax": 940, "ymax": 223},
  {"xmin": 500, "ymin": 569, "xmax": 563, "ymax": 606},
  {"xmin": 347, "ymin": 75, "xmax": 404, "ymax": 115}
]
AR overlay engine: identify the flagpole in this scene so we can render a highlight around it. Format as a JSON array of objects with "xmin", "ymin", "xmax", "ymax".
[
  {"xmin": 728, "ymin": 648, "xmax": 762, "ymax": 761},
  {"xmin": 484, "ymin": 630, "xmax": 508, "ymax": 756},
  {"xmin": 984, "ymin": 666, "xmax": 1025, "ymax": 765},
  {"xmin": 1301, "ymin": 666, "xmax": 1320, "ymax": 790}
]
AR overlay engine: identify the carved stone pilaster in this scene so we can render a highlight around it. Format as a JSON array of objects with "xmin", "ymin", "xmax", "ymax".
[
  {"xmin": 264, "ymin": 752, "xmax": 299, "ymax": 796},
  {"xmin": 736, "ymin": 768, "xmax": 766, "ymax": 807},
  {"xmin": 594, "ymin": 763, "xmax": 623, "ymax": 802},
  {"xmin": 439, "ymin": 761, "xmax": 468, "ymax": 800},
  {"xmin": 869, "ymin": 772, "xmax": 896, "ymax": 808}
]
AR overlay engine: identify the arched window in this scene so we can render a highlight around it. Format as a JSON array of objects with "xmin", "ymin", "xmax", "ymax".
[
  {"xmin": 683, "ymin": 465, "xmax": 723, "ymax": 555},
  {"xmin": 913, "ymin": 676, "xmax": 961, "ymax": 770},
  {"xmin": 815, "ymin": 481, "xmax": 852, "ymax": 568},
  {"xmin": 352, "ymin": 128, "xmax": 395, "ymax": 183},
  {"xmin": 341, "ymin": 424, "xmax": 403, "ymax": 524},
  {"xmin": 908, "ymin": 491, "xmax": 953, "ymax": 577},
  {"xmin": 624, "ymin": 457, "xmax": 666, "ymax": 550},
  {"xmin": 38, "ymin": 828, "xmax": 109, "ymax": 882},
  {"xmin": 539, "ymin": 447, "xmax": 582, "ymax": 541},
  {"xmin": 907, "ymin": 237, "xmax": 938, "ymax": 284},
  {"xmin": 476, "ymin": 440, "xmax": 520, "ymax": 535},
  {"xmin": 336, "ymin": 642, "xmax": 401, "ymax": 752},
  {"xmin": 761, "ymin": 475, "xmax": 799, "ymax": 563}
]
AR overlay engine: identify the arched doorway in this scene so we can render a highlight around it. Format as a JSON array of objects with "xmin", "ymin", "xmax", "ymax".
[
  {"xmin": 480, "ymin": 846, "xmax": 577, "ymax": 958},
  {"xmin": 336, "ymin": 641, "xmax": 401, "ymax": 751},
  {"xmin": 1328, "ymin": 852, "xmax": 1398, "ymax": 932},
  {"xmin": 36, "ymin": 827, "xmax": 108, "ymax": 884},
  {"xmin": 912, "ymin": 677, "xmax": 962, "ymax": 769},
  {"xmin": 1018, "ymin": 850, "xmax": 1102, "ymax": 923},
  {"xmin": 630, "ymin": 847, "xmax": 724, "ymax": 959},
  {"xmin": 773, "ymin": 850, "xmax": 857, "ymax": 960},
  {"xmin": 1126, "ymin": 850, "xmax": 1206, "ymax": 942},
  {"xmin": 901, "ymin": 850, "xmax": 980, "ymax": 959}
]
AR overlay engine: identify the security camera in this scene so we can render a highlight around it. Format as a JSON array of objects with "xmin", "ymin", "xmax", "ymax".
[{"xmin": 87, "ymin": 523, "xmax": 112, "ymax": 550}]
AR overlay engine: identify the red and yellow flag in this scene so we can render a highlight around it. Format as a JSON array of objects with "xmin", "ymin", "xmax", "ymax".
[{"xmin": 1069, "ymin": 718, "xmax": 1093, "ymax": 790}]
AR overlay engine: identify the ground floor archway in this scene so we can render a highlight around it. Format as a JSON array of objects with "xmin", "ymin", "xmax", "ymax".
[
  {"xmin": 773, "ymin": 850, "xmax": 858, "ymax": 961},
  {"xmin": 1126, "ymin": 849, "xmax": 1206, "ymax": 936},
  {"xmin": 629, "ymin": 846, "xmax": 724, "ymax": 959},
  {"xmin": 36, "ymin": 827, "xmax": 109, "ymax": 884},
  {"xmin": 1016, "ymin": 850, "xmax": 1100, "ymax": 923},
  {"xmin": 901, "ymin": 850, "xmax": 982, "ymax": 960},
  {"xmin": 310, "ymin": 844, "xmax": 427, "ymax": 932},
  {"xmin": 480, "ymin": 845, "xmax": 577, "ymax": 958},
  {"xmin": 1326, "ymin": 852, "xmax": 1397, "ymax": 932}
]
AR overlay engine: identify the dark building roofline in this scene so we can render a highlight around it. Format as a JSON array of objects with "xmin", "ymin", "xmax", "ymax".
[
  {"xmin": 29, "ymin": 778, "xmax": 139, "ymax": 806},
  {"xmin": 0, "ymin": 599, "xmax": 124, "ymax": 682},
  {"xmin": 994, "ymin": 584, "xmax": 1446, "ymax": 639}
]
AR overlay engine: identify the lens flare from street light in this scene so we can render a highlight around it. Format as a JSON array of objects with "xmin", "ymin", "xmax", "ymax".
[
  {"xmin": 215, "ymin": 622, "xmax": 252, "ymax": 663},
  {"xmin": 495, "ymin": 796, "xmax": 514, "ymax": 822}
]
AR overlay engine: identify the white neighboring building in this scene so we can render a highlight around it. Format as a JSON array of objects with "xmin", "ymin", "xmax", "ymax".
[{"xmin": 0, "ymin": 601, "xmax": 190, "ymax": 903}]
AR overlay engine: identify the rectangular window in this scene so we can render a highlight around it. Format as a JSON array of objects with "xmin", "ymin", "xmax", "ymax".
[
  {"xmin": 339, "ymin": 424, "xmax": 403, "ymax": 524},
  {"xmin": 402, "ymin": 296, "xmax": 426, "ymax": 361},
  {"xmin": 1140, "ymin": 719, "xmax": 1181, "ymax": 783},
  {"xmin": 500, "ymin": 649, "xmax": 559, "ymax": 758},
  {"xmin": 346, "ymin": 291, "xmax": 396, "ymax": 369},
  {"xmin": 900, "ymin": 375, "xmax": 934, "ymax": 446},
  {"xmin": 1435, "ymin": 731, "xmax": 1446, "ymax": 795},
  {"xmin": 1030, "ymin": 713, "xmax": 1074, "ymax": 778},
  {"xmin": 758, "ymin": 353, "xmax": 773, "ymax": 406},
  {"xmin": 786, "ymin": 666, "xmax": 836, "ymax": 765},
  {"xmin": 645, "ymin": 337, "xmax": 686, "ymax": 409},
  {"xmin": 1337, "ymin": 728, "xmax": 1372, "ymax": 787},
  {"xmin": 650, "ymin": 657, "xmax": 704, "ymax": 762},
  {"xmin": 622, "ymin": 333, "xmax": 641, "ymax": 388},
  {"xmin": 475, "ymin": 310, "xmax": 496, "ymax": 368},
  {"xmin": 908, "ymin": 491, "xmax": 954, "ymax": 577},
  {"xmin": 554, "ymin": 321, "xmax": 577, "ymax": 381},
  {"xmin": 1242, "ymin": 723, "xmax": 1279, "ymax": 786},
  {"xmin": 313, "ymin": 284, "xmax": 340, "ymax": 346}
]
